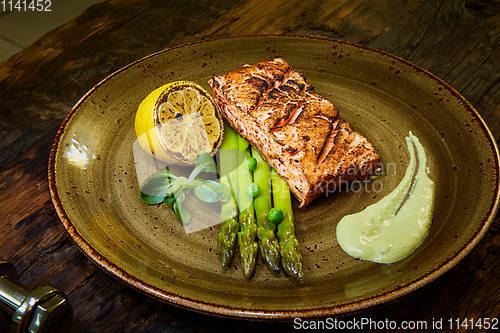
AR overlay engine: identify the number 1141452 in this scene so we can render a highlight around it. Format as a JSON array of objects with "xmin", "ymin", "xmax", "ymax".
[{"xmin": 1, "ymin": 0, "xmax": 51, "ymax": 12}]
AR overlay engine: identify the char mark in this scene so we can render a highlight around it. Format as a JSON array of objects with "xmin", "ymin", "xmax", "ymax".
[
  {"xmin": 253, "ymin": 94, "xmax": 260, "ymax": 108},
  {"xmin": 323, "ymin": 121, "xmax": 344, "ymax": 159},
  {"xmin": 245, "ymin": 76, "xmax": 272, "ymax": 110},
  {"xmin": 268, "ymin": 88, "xmax": 280, "ymax": 99},
  {"xmin": 304, "ymin": 174, "xmax": 313, "ymax": 186},
  {"xmin": 274, "ymin": 73, "xmax": 285, "ymax": 82},
  {"xmin": 316, "ymin": 122, "xmax": 334, "ymax": 163},
  {"xmin": 278, "ymin": 85, "xmax": 296, "ymax": 93},
  {"xmin": 333, "ymin": 131, "xmax": 341, "ymax": 145},
  {"xmin": 287, "ymin": 79, "xmax": 306, "ymax": 91},
  {"xmin": 270, "ymin": 102, "xmax": 303, "ymax": 131},
  {"xmin": 332, "ymin": 120, "xmax": 343, "ymax": 145},
  {"xmin": 245, "ymin": 76, "xmax": 269, "ymax": 94},
  {"xmin": 271, "ymin": 115, "xmax": 286, "ymax": 130},
  {"xmin": 317, "ymin": 112, "xmax": 337, "ymax": 121}
]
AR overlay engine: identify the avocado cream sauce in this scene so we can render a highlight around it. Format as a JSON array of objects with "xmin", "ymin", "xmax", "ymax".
[{"xmin": 336, "ymin": 132, "xmax": 435, "ymax": 263}]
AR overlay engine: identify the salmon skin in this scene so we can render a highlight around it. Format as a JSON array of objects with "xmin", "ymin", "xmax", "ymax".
[{"xmin": 209, "ymin": 57, "xmax": 380, "ymax": 207}]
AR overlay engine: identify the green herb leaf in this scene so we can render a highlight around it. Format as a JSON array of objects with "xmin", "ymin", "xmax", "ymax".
[
  {"xmin": 194, "ymin": 180, "xmax": 231, "ymax": 203},
  {"xmin": 140, "ymin": 171, "xmax": 182, "ymax": 205},
  {"xmin": 141, "ymin": 153, "xmax": 227, "ymax": 216},
  {"xmin": 189, "ymin": 152, "xmax": 218, "ymax": 181},
  {"xmin": 175, "ymin": 190, "xmax": 185, "ymax": 205},
  {"xmin": 140, "ymin": 172, "xmax": 173, "ymax": 204},
  {"xmin": 179, "ymin": 209, "xmax": 191, "ymax": 225},
  {"xmin": 140, "ymin": 192, "xmax": 165, "ymax": 205},
  {"xmin": 173, "ymin": 191, "xmax": 191, "ymax": 224},
  {"xmin": 164, "ymin": 195, "xmax": 175, "ymax": 206}
]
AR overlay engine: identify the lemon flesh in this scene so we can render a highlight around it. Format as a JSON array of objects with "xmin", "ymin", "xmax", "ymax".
[{"xmin": 135, "ymin": 81, "xmax": 223, "ymax": 165}]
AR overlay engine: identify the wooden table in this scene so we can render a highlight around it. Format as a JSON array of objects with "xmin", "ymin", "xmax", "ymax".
[{"xmin": 0, "ymin": 0, "xmax": 498, "ymax": 331}]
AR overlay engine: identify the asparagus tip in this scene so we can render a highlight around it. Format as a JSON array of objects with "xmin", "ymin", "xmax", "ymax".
[
  {"xmin": 260, "ymin": 238, "xmax": 281, "ymax": 272},
  {"xmin": 241, "ymin": 250, "xmax": 257, "ymax": 279},
  {"xmin": 219, "ymin": 250, "xmax": 234, "ymax": 268}
]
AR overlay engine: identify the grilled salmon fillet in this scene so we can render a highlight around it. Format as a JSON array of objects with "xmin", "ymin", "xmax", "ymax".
[{"xmin": 209, "ymin": 57, "xmax": 380, "ymax": 207}]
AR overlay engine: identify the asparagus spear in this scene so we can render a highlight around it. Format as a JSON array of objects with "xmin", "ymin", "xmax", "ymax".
[
  {"xmin": 271, "ymin": 169, "xmax": 304, "ymax": 281},
  {"xmin": 217, "ymin": 125, "xmax": 240, "ymax": 267},
  {"xmin": 252, "ymin": 147, "xmax": 280, "ymax": 271},
  {"xmin": 237, "ymin": 136, "xmax": 258, "ymax": 278}
]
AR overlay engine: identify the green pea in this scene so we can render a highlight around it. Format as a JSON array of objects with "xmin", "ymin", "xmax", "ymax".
[
  {"xmin": 248, "ymin": 182, "xmax": 260, "ymax": 197},
  {"xmin": 247, "ymin": 157, "xmax": 257, "ymax": 172},
  {"xmin": 267, "ymin": 208, "xmax": 284, "ymax": 224}
]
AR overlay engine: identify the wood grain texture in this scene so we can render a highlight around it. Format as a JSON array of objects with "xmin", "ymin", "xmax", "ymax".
[{"xmin": 0, "ymin": 0, "xmax": 498, "ymax": 331}]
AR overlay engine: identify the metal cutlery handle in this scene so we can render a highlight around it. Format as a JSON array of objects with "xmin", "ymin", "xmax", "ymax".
[{"xmin": 0, "ymin": 259, "xmax": 72, "ymax": 333}]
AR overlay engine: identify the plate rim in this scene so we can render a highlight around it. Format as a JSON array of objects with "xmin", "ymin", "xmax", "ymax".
[{"xmin": 48, "ymin": 34, "xmax": 500, "ymax": 319}]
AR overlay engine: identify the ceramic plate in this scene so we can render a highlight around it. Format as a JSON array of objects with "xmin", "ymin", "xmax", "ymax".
[{"xmin": 48, "ymin": 36, "xmax": 499, "ymax": 319}]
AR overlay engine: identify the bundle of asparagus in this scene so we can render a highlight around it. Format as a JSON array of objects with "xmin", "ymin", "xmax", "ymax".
[{"xmin": 217, "ymin": 126, "xmax": 303, "ymax": 281}]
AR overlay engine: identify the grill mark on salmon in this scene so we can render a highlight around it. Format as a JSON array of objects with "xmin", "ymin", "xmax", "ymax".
[
  {"xmin": 317, "ymin": 122, "xmax": 334, "ymax": 164},
  {"xmin": 209, "ymin": 57, "xmax": 380, "ymax": 207},
  {"xmin": 286, "ymin": 79, "xmax": 305, "ymax": 91},
  {"xmin": 271, "ymin": 102, "xmax": 305, "ymax": 131}
]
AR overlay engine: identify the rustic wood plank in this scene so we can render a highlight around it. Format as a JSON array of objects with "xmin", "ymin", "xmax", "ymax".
[{"xmin": 0, "ymin": 0, "xmax": 497, "ymax": 331}]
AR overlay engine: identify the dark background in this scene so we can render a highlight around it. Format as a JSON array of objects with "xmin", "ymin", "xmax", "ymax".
[{"xmin": 0, "ymin": 0, "xmax": 498, "ymax": 331}]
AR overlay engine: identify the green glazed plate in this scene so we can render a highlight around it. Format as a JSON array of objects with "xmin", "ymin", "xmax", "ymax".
[{"xmin": 48, "ymin": 36, "xmax": 499, "ymax": 319}]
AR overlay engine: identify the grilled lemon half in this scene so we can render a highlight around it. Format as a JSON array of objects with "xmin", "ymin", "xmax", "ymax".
[{"xmin": 135, "ymin": 81, "xmax": 223, "ymax": 165}]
